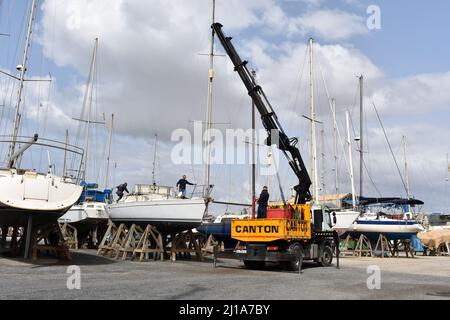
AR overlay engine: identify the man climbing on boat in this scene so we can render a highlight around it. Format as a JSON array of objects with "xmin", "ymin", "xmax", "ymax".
[
  {"xmin": 176, "ymin": 175, "xmax": 196, "ymax": 199},
  {"xmin": 115, "ymin": 182, "xmax": 129, "ymax": 202},
  {"xmin": 257, "ymin": 186, "xmax": 270, "ymax": 219}
]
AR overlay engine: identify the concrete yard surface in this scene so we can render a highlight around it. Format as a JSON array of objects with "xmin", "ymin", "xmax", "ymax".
[{"xmin": 0, "ymin": 250, "xmax": 449, "ymax": 300}]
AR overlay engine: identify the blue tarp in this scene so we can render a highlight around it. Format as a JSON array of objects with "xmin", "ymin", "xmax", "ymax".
[{"xmin": 78, "ymin": 181, "xmax": 112, "ymax": 203}]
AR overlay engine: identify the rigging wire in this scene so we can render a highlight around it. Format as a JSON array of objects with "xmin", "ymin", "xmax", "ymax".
[
  {"xmin": 372, "ymin": 101, "xmax": 409, "ymax": 197},
  {"xmin": 347, "ymin": 109, "xmax": 382, "ymax": 197}
]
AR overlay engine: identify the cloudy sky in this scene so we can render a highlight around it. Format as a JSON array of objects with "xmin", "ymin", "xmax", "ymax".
[{"xmin": 0, "ymin": 0, "xmax": 449, "ymax": 212}]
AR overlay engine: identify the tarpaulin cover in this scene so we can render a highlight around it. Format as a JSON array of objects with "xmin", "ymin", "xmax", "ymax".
[{"xmin": 418, "ymin": 229, "xmax": 450, "ymax": 250}]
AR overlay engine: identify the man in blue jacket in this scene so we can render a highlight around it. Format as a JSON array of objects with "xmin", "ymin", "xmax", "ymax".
[{"xmin": 176, "ymin": 175, "xmax": 196, "ymax": 199}]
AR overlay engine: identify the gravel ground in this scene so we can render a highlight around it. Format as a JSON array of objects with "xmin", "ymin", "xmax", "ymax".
[{"xmin": 0, "ymin": 250, "xmax": 449, "ymax": 300}]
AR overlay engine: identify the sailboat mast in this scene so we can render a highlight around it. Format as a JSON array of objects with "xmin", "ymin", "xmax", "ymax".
[
  {"xmin": 204, "ymin": 0, "xmax": 216, "ymax": 198},
  {"xmin": 321, "ymin": 127, "xmax": 326, "ymax": 195},
  {"xmin": 309, "ymin": 38, "xmax": 319, "ymax": 203},
  {"xmin": 7, "ymin": 0, "xmax": 37, "ymax": 167},
  {"xmin": 332, "ymin": 98, "xmax": 339, "ymax": 198},
  {"xmin": 104, "ymin": 113, "xmax": 114, "ymax": 188},
  {"xmin": 346, "ymin": 111, "xmax": 357, "ymax": 210},
  {"xmin": 403, "ymin": 135, "xmax": 410, "ymax": 198},
  {"xmin": 81, "ymin": 38, "xmax": 99, "ymax": 182},
  {"xmin": 359, "ymin": 75, "xmax": 364, "ymax": 200},
  {"xmin": 152, "ymin": 134, "xmax": 158, "ymax": 186}
]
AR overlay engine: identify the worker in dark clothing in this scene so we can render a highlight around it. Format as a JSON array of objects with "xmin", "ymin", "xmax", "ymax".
[
  {"xmin": 257, "ymin": 186, "xmax": 269, "ymax": 219},
  {"xmin": 176, "ymin": 175, "xmax": 196, "ymax": 199},
  {"xmin": 115, "ymin": 182, "xmax": 129, "ymax": 202}
]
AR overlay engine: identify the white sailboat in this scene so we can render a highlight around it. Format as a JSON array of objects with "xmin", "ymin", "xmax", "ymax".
[
  {"xmin": 108, "ymin": 184, "xmax": 205, "ymax": 234},
  {"xmin": 107, "ymin": 134, "xmax": 206, "ymax": 235},
  {"xmin": 0, "ymin": 0, "xmax": 83, "ymax": 256}
]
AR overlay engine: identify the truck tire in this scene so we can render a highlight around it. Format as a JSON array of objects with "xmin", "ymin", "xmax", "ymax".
[
  {"xmin": 283, "ymin": 243, "xmax": 303, "ymax": 271},
  {"xmin": 317, "ymin": 245, "xmax": 333, "ymax": 267},
  {"xmin": 243, "ymin": 260, "xmax": 265, "ymax": 269}
]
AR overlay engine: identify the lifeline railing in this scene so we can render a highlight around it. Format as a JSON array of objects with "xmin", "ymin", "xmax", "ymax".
[{"xmin": 0, "ymin": 135, "xmax": 84, "ymax": 182}]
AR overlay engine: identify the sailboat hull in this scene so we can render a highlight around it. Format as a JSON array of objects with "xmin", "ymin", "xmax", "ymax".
[
  {"xmin": 59, "ymin": 202, "xmax": 109, "ymax": 225},
  {"xmin": 332, "ymin": 210, "xmax": 360, "ymax": 237},
  {"xmin": 108, "ymin": 198, "xmax": 206, "ymax": 234},
  {"xmin": 348, "ymin": 218, "xmax": 425, "ymax": 241},
  {"xmin": 0, "ymin": 169, "xmax": 83, "ymax": 227}
]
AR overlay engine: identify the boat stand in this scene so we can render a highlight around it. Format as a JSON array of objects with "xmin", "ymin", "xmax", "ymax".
[
  {"xmin": 339, "ymin": 235, "xmax": 356, "ymax": 257},
  {"xmin": 97, "ymin": 223, "xmax": 165, "ymax": 262},
  {"xmin": 392, "ymin": 239, "xmax": 415, "ymax": 258},
  {"xmin": 169, "ymin": 230, "xmax": 203, "ymax": 262},
  {"xmin": 118, "ymin": 224, "xmax": 144, "ymax": 260},
  {"xmin": 97, "ymin": 223, "xmax": 127, "ymax": 257},
  {"xmin": 201, "ymin": 234, "xmax": 224, "ymax": 256},
  {"xmin": 353, "ymin": 234, "xmax": 374, "ymax": 257},
  {"xmin": 132, "ymin": 224, "xmax": 164, "ymax": 262},
  {"xmin": 374, "ymin": 234, "xmax": 393, "ymax": 258},
  {"xmin": 60, "ymin": 223, "xmax": 79, "ymax": 249}
]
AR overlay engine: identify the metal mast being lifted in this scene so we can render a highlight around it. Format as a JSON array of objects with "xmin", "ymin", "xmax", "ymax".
[
  {"xmin": 212, "ymin": 23, "xmax": 312, "ymax": 204},
  {"xmin": 309, "ymin": 38, "xmax": 319, "ymax": 203},
  {"xmin": 104, "ymin": 113, "xmax": 114, "ymax": 189},
  {"xmin": 204, "ymin": 0, "xmax": 216, "ymax": 199}
]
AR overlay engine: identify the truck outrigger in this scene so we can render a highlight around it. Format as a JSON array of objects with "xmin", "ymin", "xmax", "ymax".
[{"xmin": 212, "ymin": 22, "xmax": 340, "ymax": 271}]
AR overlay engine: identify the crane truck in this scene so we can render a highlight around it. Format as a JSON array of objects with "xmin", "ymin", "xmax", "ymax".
[{"xmin": 212, "ymin": 22, "xmax": 340, "ymax": 271}]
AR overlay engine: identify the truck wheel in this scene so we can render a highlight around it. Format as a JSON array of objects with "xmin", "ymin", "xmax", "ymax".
[
  {"xmin": 317, "ymin": 245, "xmax": 333, "ymax": 267},
  {"xmin": 283, "ymin": 243, "xmax": 303, "ymax": 271},
  {"xmin": 243, "ymin": 260, "xmax": 265, "ymax": 269}
]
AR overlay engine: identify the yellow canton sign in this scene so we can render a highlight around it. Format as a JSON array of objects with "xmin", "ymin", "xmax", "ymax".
[{"xmin": 232, "ymin": 219, "xmax": 311, "ymax": 242}]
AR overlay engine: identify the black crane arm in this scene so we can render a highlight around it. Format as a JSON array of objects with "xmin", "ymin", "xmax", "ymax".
[{"xmin": 212, "ymin": 22, "xmax": 312, "ymax": 204}]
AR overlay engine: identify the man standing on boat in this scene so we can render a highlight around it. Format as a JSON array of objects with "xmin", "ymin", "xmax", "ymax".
[
  {"xmin": 176, "ymin": 175, "xmax": 196, "ymax": 199},
  {"xmin": 257, "ymin": 186, "xmax": 270, "ymax": 219},
  {"xmin": 115, "ymin": 182, "xmax": 129, "ymax": 202}
]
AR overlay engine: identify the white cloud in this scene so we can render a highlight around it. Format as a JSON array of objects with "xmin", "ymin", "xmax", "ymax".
[
  {"xmin": 371, "ymin": 71, "xmax": 450, "ymax": 116},
  {"xmin": 291, "ymin": 9, "xmax": 368, "ymax": 40}
]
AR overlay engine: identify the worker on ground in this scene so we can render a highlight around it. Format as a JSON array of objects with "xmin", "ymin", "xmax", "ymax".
[
  {"xmin": 257, "ymin": 186, "xmax": 269, "ymax": 219},
  {"xmin": 115, "ymin": 182, "xmax": 129, "ymax": 202},
  {"xmin": 176, "ymin": 175, "xmax": 196, "ymax": 199}
]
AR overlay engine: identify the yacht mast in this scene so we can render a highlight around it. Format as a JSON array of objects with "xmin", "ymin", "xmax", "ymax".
[
  {"xmin": 403, "ymin": 135, "xmax": 410, "ymax": 198},
  {"xmin": 204, "ymin": 0, "xmax": 216, "ymax": 198},
  {"xmin": 104, "ymin": 113, "xmax": 114, "ymax": 188},
  {"xmin": 309, "ymin": 38, "xmax": 319, "ymax": 203},
  {"xmin": 81, "ymin": 38, "xmax": 99, "ymax": 182},
  {"xmin": 7, "ymin": 0, "xmax": 37, "ymax": 168},
  {"xmin": 346, "ymin": 111, "xmax": 357, "ymax": 210},
  {"xmin": 332, "ymin": 98, "xmax": 339, "ymax": 198},
  {"xmin": 359, "ymin": 75, "xmax": 364, "ymax": 200},
  {"xmin": 320, "ymin": 126, "xmax": 326, "ymax": 195}
]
